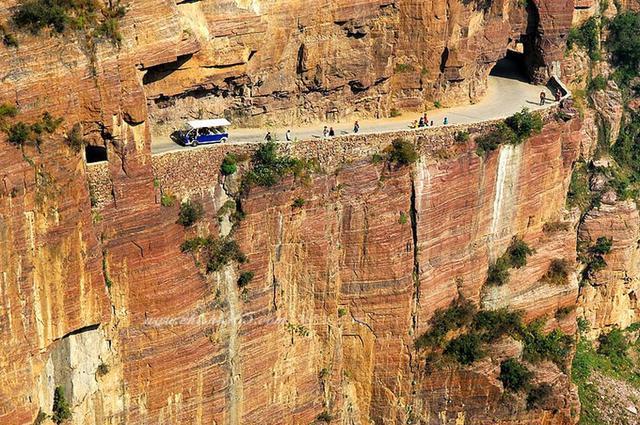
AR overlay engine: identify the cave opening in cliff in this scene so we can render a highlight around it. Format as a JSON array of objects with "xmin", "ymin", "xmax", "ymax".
[
  {"xmin": 489, "ymin": 53, "xmax": 529, "ymax": 84},
  {"xmin": 85, "ymin": 145, "xmax": 108, "ymax": 163}
]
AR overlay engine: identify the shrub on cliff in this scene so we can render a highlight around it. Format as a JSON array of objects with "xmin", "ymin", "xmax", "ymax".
[
  {"xmin": 444, "ymin": 333, "xmax": 484, "ymax": 365},
  {"xmin": 221, "ymin": 153, "xmax": 238, "ymax": 176},
  {"xmin": 414, "ymin": 297, "xmax": 476, "ymax": 349},
  {"xmin": 206, "ymin": 238, "xmax": 246, "ymax": 273},
  {"xmin": 521, "ymin": 320, "xmax": 573, "ymax": 368},
  {"xmin": 473, "ymin": 308, "xmax": 524, "ymax": 342},
  {"xmin": 177, "ymin": 200, "xmax": 204, "ymax": 227},
  {"xmin": 237, "ymin": 271, "xmax": 254, "ymax": 288},
  {"xmin": 567, "ymin": 16, "xmax": 601, "ymax": 61},
  {"xmin": 505, "ymin": 108, "xmax": 543, "ymax": 143},
  {"xmin": 475, "ymin": 122, "xmax": 517, "ymax": 155},
  {"xmin": 485, "ymin": 237, "xmax": 533, "ymax": 286},
  {"xmin": 12, "ymin": 0, "xmax": 126, "ymax": 46},
  {"xmin": 7, "ymin": 122, "xmax": 30, "ymax": 146},
  {"xmin": 579, "ymin": 236, "xmax": 612, "ymax": 281},
  {"xmin": 540, "ymin": 259, "xmax": 570, "ymax": 286},
  {"xmin": 499, "ymin": 358, "xmax": 533, "ymax": 392},
  {"xmin": 243, "ymin": 141, "xmax": 309, "ymax": 188},
  {"xmin": 387, "ymin": 138, "xmax": 418, "ymax": 166},
  {"xmin": 607, "ymin": 11, "xmax": 640, "ymax": 86},
  {"xmin": 505, "ymin": 237, "xmax": 534, "ymax": 269},
  {"xmin": 52, "ymin": 386, "xmax": 71, "ymax": 424},
  {"xmin": 597, "ymin": 327, "xmax": 631, "ymax": 368},
  {"xmin": 486, "ymin": 257, "xmax": 510, "ymax": 286}
]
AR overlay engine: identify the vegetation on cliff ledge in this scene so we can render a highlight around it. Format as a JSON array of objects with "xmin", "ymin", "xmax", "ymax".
[
  {"xmin": 242, "ymin": 141, "xmax": 316, "ymax": 188},
  {"xmin": 485, "ymin": 236, "xmax": 534, "ymax": 287},
  {"xmin": 572, "ymin": 321, "xmax": 640, "ymax": 424},
  {"xmin": 11, "ymin": 0, "xmax": 126, "ymax": 46},
  {"xmin": 415, "ymin": 298, "xmax": 571, "ymax": 369},
  {"xmin": 476, "ymin": 108, "xmax": 543, "ymax": 156}
]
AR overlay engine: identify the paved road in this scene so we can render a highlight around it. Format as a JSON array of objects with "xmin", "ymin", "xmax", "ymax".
[{"xmin": 151, "ymin": 60, "xmax": 557, "ymax": 155}]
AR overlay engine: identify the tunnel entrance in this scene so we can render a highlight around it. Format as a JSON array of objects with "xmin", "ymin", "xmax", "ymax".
[
  {"xmin": 85, "ymin": 145, "xmax": 108, "ymax": 164},
  {"xmin": 489, "ymin": 53, "xmax": 530, "ymax": 84}
]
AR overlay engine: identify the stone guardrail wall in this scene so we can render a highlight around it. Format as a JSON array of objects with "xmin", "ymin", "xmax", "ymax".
[{"xmin": 87, "ymin": 107, "xmax": 562, "ymax": 205}]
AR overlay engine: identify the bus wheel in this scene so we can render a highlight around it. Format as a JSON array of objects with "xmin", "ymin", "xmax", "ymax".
[
  {"xmin": 191, "ymin": 139, "xmax": 199, "ymax": 147},
  {"xmin": 221, "ymin": 137, "xmax": 228, "ymax": 143}
]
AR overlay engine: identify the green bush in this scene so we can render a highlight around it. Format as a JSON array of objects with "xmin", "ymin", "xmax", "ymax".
[
  {"xmin": 588, "ymin": 75, "xmax": 608, "ymax": 93},
  {"xmin": 505, "ymin": 237, "xmax": 534, "ymax": 269},
  {"xmin": 415, "ymin": 297, "xmax": 476, "ymax": 349},
  {"xmin": 567, "ymin": 17, "xmax": 601, "ymax": 61},
  {"xmin": 486, "ymin": 257, "xmax": 510, "ymax": 286},
  {"xmin": 394, "ymin": 63, "xmax": 414, "ymax": 73},
  {"xmin": 243, "ymin": 141, "xmax": 308, "ymax": 188},
  {"xmin": 292, "ymin": 197, "xmax": 305, "ymax": 208},
  {"xmin": 387, "ymin": 138, "xmax": 418, "ymax": 166},
  {"xmin": 499, "ymin": 358, "xmax": 533, "ymax": 392},
  {"xmin": 521, "ymin": 321, "xmax": 573, "ymax": 368},
  {"xmin": 485, "ymin": 238, "xmax": 533, "ymax": 287},
  {"xmin": 237, "ymin": 271, "xmax": 254, "ymax": 288},
  {"xmin": 473, "ymin": 308, "xmax": 524, "ymax": 342},
  {"xmin": 52, "ymin": 386, "xmax": 71, "ymax": 424},
  {"xmin": 454, "ymin": 130, "xmax": 470, "ymax": 144},
  {"xmin": 0, "ymin": 103, "xmax": 17, "ymax": 120},
  {"xmin": 206, "ymin": 238, "xmax": 246, "ymax": 272},
  {"xmin": 389, "ymin": 108, "xmax": 402, "ymax": 117},
  {"xmin": 607, "ymin": 12, "xmax": 640, "ymax": 86},
  {"xmin": 505, "ymin": 108, "xmax": 543, "ymax": 143},
  {"xmin": 221, "ymin": 153, "xmax": 238, "ymax": 176},
  {"xmin": 177, "ymin": 200, "xmax": 204, "ymax": 227},
  {"xmin": 444, "ymin": 333, "xmax": 484, "ymax": 365},
  {"xmin": 540, "ymin": 259, "xmax": 570, "ymax": 285},
  {"xmin": 597, "ymin": 327, "xmax": 629, "ymax": 366},
  {"xmin": 7, "ymin": 122, "xmax": 30, "ymax": 145},
  {"xmin": 160, "ymin": 193, "xmax": 175, "ymax": 207},
  {"xmin": 476, "ymin": 122, "xmax": 517, "ymax": 155},
  {"xmin": 12, "ymin": 0, "xmax": 126, "ymax": 46},
  {"xmin": 581, "ymin": 236, "xmax": 612, "ymax": 280}
]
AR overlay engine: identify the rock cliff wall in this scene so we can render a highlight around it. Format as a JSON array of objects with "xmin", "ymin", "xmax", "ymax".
[{"xmin": 1, "ymin": 0, "xmax": 625, "ymax": 424}]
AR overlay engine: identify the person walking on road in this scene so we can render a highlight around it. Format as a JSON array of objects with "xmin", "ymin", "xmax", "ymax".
[
  {"xmin": 323, "ymin": 126, "xmax": 329, "ymax": 138},
  {"xmin": 423, "ymin": 113, "xmax": 429, "ymax": 126},
  {"xmin": 285, "ymin": 129, "xmax": 292, "ymax": 141},
  {"xmin": 418, "ymin": 117, "xmax": 425, "ymax": 128},
  {"xmin": 539, "ymin": 91, "xmax": 546, "ymax": 106},
  {"xmin": 265, "ymin": 131, "xmax": 273, "ymax": 142},
  {"xmin": 443, "ymin": 117, "xmax": 448, "ymax": 125},
  {"xmin": 353, "ymin": 121, "xmax": 360, "ymax": 133},
  {"xmin": 329, "ymin": 127, "xmax": 335, "ymax": 137},
  {"xmin": 555, "ymin": 89, "xmax": 562, "ymax": 102}
]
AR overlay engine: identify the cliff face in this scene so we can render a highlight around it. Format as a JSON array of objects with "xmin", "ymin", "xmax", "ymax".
[{"xmin": 0, "ymin": 0, "xmax": 607, "ymax": 424}]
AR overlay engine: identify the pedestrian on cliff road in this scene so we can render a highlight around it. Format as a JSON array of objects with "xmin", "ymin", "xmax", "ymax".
[
  {"xmin": 423, "ymin": 113, "xmax": 429, "ymax": 126},
  {"xmin": 265, "ymin": 131, "xmax": 273, "ymax": 142},
  {"xmin": 329, "ymin": 127, "xmax": 335, "ymax": 137},
  {"xmin": 418, "ymin": 117, "xmax": 425, "ymax": 128},
  {"xmin": 443, "ymin": 117, "xmax": 448, "ymax": 125},
  {"xmin": 323, "ymin": 126, "xmax": 329, "ymax": 138},
  {"xmin": 285, "ymin": 129, "xmax": 292, "ymax": 141},
  {"xmin": 353, "ymin": 121, "xmax": 360, "ymax": 133},
  {"xmin": 539, "ymin": 91, "xmax": 546, "ymax": 106}
]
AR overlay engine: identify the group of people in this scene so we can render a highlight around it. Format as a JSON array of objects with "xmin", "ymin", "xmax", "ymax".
[
  {"xmin": 540, "ymin": 89, "xmax": 564, "ymax": 106},
  {"xmin": 410, "ymin": 113, "xmax": 448, "ymax": 129},
  {"xmin": 265, "ymin": 120, "xmax": 361, "ymax": 142}
]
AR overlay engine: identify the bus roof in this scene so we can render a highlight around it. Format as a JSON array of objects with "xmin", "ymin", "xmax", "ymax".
[{"xmin": 187, "ymin": 119, "xmax": 231, "ymax": 129}]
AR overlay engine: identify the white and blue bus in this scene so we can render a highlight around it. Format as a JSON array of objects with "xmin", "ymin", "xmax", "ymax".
[{"xmin": 179, "ymin": 119, "xmax": 231, "ymax": 146}]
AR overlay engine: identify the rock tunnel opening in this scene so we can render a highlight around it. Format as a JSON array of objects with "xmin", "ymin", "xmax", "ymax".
[
  {"xmin": 85, "ymin": 145, "xmax": 108, "ymax": 164},
  {"xmin": 489, "ymin": 51, "xmax": 530, "ymax": 84}
]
